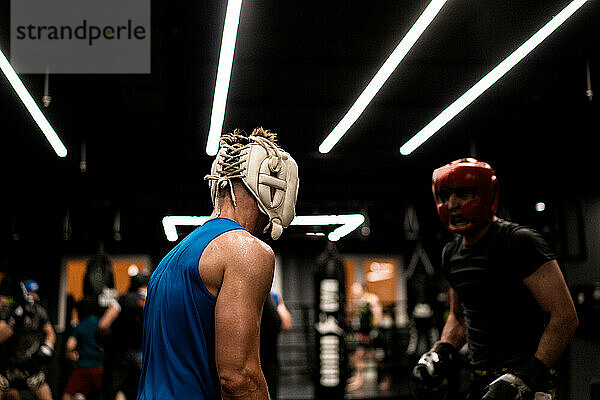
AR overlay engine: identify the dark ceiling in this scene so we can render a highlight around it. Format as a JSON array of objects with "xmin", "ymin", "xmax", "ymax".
[{"xmin": 1, "ymin": 0, "xmax": 599, "ymax": 260}]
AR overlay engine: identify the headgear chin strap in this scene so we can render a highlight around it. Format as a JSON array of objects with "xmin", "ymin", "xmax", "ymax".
[
  {"xmin": 432, "ymin": 158, "xmax": 498, "ymax": 233},
  {"xmin": 205, "ymin": 129, "xmax": 299, "ymax": 240}
]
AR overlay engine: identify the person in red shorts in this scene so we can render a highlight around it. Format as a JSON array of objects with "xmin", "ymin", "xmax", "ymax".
[{"xmin": 62, "ymin": 298, "xmax": 104, "ymax": 400}]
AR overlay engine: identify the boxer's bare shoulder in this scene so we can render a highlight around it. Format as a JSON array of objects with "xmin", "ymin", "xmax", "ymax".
[{"xmin": 199, "ymin": 228, "xmax": 275, "ymax": 298}]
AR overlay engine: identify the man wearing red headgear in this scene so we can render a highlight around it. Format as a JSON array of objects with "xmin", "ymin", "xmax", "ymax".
[{"xmin": 410, "ymin": 158, "xmax": 578, "ymax": 400}]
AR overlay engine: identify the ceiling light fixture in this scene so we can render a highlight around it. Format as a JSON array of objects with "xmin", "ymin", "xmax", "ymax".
[
  {"xmin": 318, "ymin": 0, "xmax": 448, "ymax": 154},
  {"xmin": 162, "ymin": 214, "xmax": 366, "ymax": 242},
  {"xmin": 206, "ymin": 0, "xmax": 243, "ymax": 156},
  {"xmin": 399, "ymin": 0, "xmax": 590, "ymax": 155},
  {"xmin": 292, "ymin": 214, "xmax": 366, "ymax": 241},
  {"xmin": 0, "ymin": 50, "xmax": 67, "ymax": 157},
  {"xmin": 162, "ymin": 216, "xmax": 210, "ymax": 242}
]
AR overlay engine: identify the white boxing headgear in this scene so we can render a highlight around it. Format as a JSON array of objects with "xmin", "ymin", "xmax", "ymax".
[{"xmin": 204, "ymin": 128, "xmax": 299, "ymax": 240}]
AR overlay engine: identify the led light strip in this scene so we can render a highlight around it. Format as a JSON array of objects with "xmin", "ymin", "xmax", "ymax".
[
  {"xmin": 162, "ymin": 214, "xmax": 366, "ymax": 242},
  {"xmin": 162, "ymin": 216, "xmax": 210, "ymax": 242},
  {"xmin": 206, "ymin": 0, "xmax": 243, "ymax": 156},
  {"xmin": 292, "ymin": 214, "xmax": 366, "ymax": 241},
  {"xmin": 0, "ymin": 50, "xmax": 67, "ymax": 157},
  {"xmin": 319, "ymin": 0, "xmax": 448, "ymax": 154},
  {"xmin": 399, "ymin": 0, "xmax": 590, "ymax": 155}
]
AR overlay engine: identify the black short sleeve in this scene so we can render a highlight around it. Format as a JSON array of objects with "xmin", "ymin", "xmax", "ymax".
[
  {"xmin": 510, "ymin": 227, "xmax": 556, "ymax": 280},
  {"xmin": 440, "ymin": 238, "xmax": 459, "ymax": 279},
  {"xmin": 36, "ymin": 304, "xmax": 50, "ymax": 326}
]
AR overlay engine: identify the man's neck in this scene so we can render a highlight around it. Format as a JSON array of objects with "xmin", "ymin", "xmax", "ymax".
[
  {"xmin": 461, "ymin": 216, "xmax": 497, "ymax": 245},
  {"xmin": 214, "ymin": 200, "xmax": 266, "ymax": 236}
]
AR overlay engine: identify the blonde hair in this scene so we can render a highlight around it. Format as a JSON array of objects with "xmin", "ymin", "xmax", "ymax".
[{"xmin": 219, "ymin": 127, "xmax": 280, "ymax": 150}]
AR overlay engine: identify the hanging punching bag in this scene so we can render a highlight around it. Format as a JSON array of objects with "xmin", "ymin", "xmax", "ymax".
[{"xmin": 314, "ymin": 243, "xmax": 347, "ymax": 399}]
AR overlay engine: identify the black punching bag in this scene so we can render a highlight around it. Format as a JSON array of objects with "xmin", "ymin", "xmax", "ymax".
[
  {"xmin": 84, "ymin": 251, "xmax": 115, "ymax": 299},
  {"xmin": 314, "ymin": 243, "xmax": 347, "ymax": 399}
]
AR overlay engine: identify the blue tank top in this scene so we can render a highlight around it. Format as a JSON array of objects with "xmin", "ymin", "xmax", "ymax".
[{"xmin": 137, "ymin": 217, "xmax": 244, "ymax": 400}]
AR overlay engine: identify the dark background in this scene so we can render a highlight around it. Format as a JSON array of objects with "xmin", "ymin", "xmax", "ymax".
[
  {"xmin": 1, "ymin": 0, "xmax": 598, "ymax": 257},
  {"xmin": 0, "ymin": 1, "xmax": 599, "ymax": 398}
]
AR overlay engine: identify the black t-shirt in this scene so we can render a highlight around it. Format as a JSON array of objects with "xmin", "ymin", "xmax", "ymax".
[
  {"xmin": 107, "ymin": 291, "xmax": 145, "ymax": 363},
  {"xmin": 441, "ymin": 219, "xmax": 555, "ymax": 368},
  {"xmin": 0, "ymin": 303, "xmax": 49, "ymax": 366}
]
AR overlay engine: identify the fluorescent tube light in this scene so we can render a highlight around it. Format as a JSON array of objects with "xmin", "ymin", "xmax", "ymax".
[
  {"xmin": 162, "ymin": 216, "xmax": 210, "ymax": 242},
  {"xmin": 399, "ymin": 0, "xmax": 590, "ymax": 155},
  {"xmin": 0, "ymin": 50, "xmax": 67, "ymax": 157},
  {"xmin": 291, "ymin": 214, "xmax": 366, "ymax": 241},
  {"xmin": 319, "ymin": 0, "xmax": 448, "ymax": 154},
  {"xmin": 206, "ymin": 0, "xmax": 243, "ymax": 156},
  {"xmin": 162, "ymin": 214, "xmax": 366, "ymax": 242}
]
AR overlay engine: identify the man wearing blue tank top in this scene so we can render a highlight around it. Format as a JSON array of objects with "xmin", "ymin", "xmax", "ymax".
[{"xmin": 138, "ymin": 128, "xmax": 299, "ymax": 400}]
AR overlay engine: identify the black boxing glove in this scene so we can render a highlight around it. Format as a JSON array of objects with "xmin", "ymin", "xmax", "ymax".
[
  {"xmin": 481, "ymin": 357, "xmax": 553, "ymax": 400},
  {"xmin": 410, "ymin": 341, "xmax": 458, "ymax": 400},
  {"xmin": 36, "ymin": 341, "xmax": 54, "ymax": 363}
]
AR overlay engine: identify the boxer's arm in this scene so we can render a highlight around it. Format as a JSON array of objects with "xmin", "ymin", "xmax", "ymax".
[
  {"xmin": 439, "ymin": 287, "xmax": 466, "ymax": 350},
  {"xmin": 43, "ymin": 321, "xmax": 56, "ymax": 346},
  {"xmin": 523, "ymin": 260, "xmax": 578, "ymax": 367},
  {"xmin": 65, "ymin": 336, "xmax": 79, "ymax": 361},
  {"xmin": 481, "ymin": 261, "xmax": 578, "ymax": 398},
  {"xmin": 215, "ymin": 232, "xmax": 274, "ymax": 400},
  {"xmin": 0, "ymin": 321, "xmax": 13, "ymax": 343},
  {"xmin": 410, "ymin": 288, "xmax": 462, "ymax": 395},
  {"xmin": 98, "ymin": 304, "xmax": 120, "ymax": 335},
  {"xmin": 0, "ymin": 305, "xmax": 16, "ymax": 343},
  {"xmin": 276, "ymin": 297, "xmax": 293, "ymax": 332}
]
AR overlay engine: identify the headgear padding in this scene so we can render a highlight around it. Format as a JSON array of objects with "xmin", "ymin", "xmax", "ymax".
[
  {"xmin": 432, "ymin": 158, "xmax": 498, "ymax": 233},
  {"xmin": 205, "ymin": 128, "xmax": 299, "ymax": 240}
]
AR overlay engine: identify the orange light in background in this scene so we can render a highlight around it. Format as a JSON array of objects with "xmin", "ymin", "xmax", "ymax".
[
  {"xmin": 366, "ymin": 261, "xmax": 395, "ymax": 282},
  {"xmin": 364, "ymin": 259, "xmax": 397, "ymax": 307},
  {"xmin": 344, "ymin": 259, "xmax": 356, "ymax": 304},
  {"xmin": 65, "ymin": 256, "xmax": 150, "ymax": 324}
]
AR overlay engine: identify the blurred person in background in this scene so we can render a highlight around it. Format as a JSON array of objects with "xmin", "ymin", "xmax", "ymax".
[
  {"xmin": 260, "ymin": 291, "xmax": 292, "ymax": 399},
  {"xmin": 346, "ymin": 282, "xmax": 382, "ymax": 392},
  {"xmin": 0, "ymin": 275, "xmax": 16, "ymax": 344},
  {"xmin": 0, "ymin": 280, "xmax": 56, "ymax": 400},
  {"xmin": 98, "ymin": 272, "xmax": 149, "ymax": 400},
  {"xmin": 271, "ymin": 291, "xmax": 292, "ymax": 332},
  {"xmin": 62, "ymin": 297, "xmax": 104, "ymax": 400}
]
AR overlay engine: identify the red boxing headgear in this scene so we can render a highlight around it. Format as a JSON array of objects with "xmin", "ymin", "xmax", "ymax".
[{"xmin": 432, "ymin": 158, "xmax": 499, "ymax": 233}]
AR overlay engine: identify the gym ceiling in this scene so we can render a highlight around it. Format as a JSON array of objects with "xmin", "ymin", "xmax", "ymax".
[{"xmin": 1, "ymin": 0, "xmax": 598, "ymax": 253}]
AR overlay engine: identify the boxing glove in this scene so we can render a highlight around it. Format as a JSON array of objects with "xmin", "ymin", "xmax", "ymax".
[
  {"xmin": 410, "ymin": 341, "xmax": 458, "ymax": 400},
  {"xmin": 36, "ymin": 341, "xmax": 54, "ymax": 363},
  {"xmin": 481, "ymin": 357, "xmax": 553, "ymax": 400},
  {"xmin": 6, "ymin": 305, "xmax": 24, "ymax": 329}
]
